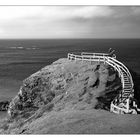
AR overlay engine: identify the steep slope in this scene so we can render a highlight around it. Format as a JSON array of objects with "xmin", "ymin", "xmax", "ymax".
[{"xmin": 1, "ymin": 58, "xmax": 139, "ymax": 134}]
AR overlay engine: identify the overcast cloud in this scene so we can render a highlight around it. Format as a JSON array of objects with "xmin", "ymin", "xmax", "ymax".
[{"xmin": 0, "ymin": 6, "xmax": 140, "ymax": 38}]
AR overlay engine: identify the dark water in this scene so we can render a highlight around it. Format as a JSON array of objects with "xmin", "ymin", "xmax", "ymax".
[{"xmin": 0, "ymin": 39, "xmax": 140, "ymax": 101}]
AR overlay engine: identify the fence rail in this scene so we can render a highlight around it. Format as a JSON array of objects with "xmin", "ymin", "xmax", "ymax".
[{"xmin": 67, "ymin": 52, "xmax": 139, "ymax": 114}]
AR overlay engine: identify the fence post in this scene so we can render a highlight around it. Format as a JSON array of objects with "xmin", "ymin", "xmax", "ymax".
[{"xmin": 82, "ymin": 55, "xmax": 83, "ymax": 63}]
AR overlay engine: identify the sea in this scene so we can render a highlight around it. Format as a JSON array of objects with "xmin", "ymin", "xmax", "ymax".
[{"xmin": 0, "ymin": 39, "xmax": 140, "ymax": 106}]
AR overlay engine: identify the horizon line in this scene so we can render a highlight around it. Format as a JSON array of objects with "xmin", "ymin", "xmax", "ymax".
[{"xmin": 0, "ymin": 38, "xmax": 140, "ymax": 40}]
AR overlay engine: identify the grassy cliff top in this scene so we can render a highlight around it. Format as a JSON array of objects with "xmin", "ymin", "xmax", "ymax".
[{"xmin": 1, "ymin": 58, "xmax": 140, "ymax": 134}]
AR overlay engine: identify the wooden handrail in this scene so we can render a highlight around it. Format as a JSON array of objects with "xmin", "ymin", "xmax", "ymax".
[
  {"xmin": 67, "ymin": 52, "xmax": 139, "ymax": 114},
  {"xmin": 68, "ymin": 53, "xmax": 133, "ymax": 89}
]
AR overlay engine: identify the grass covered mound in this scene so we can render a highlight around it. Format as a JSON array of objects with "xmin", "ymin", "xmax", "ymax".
[{"xmin": 0, "ymin": 58, "xmax": 122, "ymax": 134}]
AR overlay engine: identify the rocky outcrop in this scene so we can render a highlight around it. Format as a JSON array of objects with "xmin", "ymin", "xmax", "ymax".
[
  {"xmin": 0, "ymin": 58, "xmax": 122, "ymax": 134},
  {"xmin": 7, "ymin": 58, "xmax": 121, "ymax": 118},
  {"xmin": 0, "ymin": 101, "xmax": 9, "ymax": 111}
]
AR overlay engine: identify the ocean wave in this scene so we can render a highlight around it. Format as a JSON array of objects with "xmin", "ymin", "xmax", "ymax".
[
  {"xmin": 9, "ymin": 46, "xmax": 38, "ymax": 50},
  {"xmin": 10, "ymin": 47, "xmax": 23, "ymax": 49}
]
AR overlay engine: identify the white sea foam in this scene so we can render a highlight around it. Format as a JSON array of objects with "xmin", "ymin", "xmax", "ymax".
[
  {"xmin": 10, "ymin": 46, "xmax": 38, "ymax": 50},
  {"xmin": 10, "ymin": 46, "xmax": 23, "ymax": 49}
]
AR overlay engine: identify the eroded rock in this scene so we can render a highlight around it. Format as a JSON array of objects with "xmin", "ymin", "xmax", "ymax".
[{"xmin": 7, "ymin": 58, "xmax": 121, "ymax": 121}]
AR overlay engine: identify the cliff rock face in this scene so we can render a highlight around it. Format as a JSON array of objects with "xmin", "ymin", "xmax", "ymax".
[
  {"xmin": 8, "ymin": 58, "xmax": 120, "ymax": 119},
  {"xmin": 0, "ymin": 58, "xmax": 123, "ymax": 134}
]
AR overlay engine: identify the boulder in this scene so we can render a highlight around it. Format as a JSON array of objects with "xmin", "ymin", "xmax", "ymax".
[{"xmin": 0, "ymin": 101, "xmax": 9, "ymax": 111}]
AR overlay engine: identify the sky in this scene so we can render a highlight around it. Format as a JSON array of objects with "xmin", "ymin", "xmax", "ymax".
[{"xmin": 0, "ymin": 6, "xmax": 140, "ymax": 39}]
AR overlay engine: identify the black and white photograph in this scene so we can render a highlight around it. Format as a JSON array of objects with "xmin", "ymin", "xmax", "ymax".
[{"xmin": 0, "ymin": 3, "xmax": 140, "ymax": 135}]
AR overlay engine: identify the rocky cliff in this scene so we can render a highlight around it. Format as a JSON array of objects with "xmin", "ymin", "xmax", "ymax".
[{"xmin": 0, "ymin": 58, "xmax": 130, "ymax": 134}]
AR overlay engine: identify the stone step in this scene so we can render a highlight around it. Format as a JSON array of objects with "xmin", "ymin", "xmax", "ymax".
[
  {"xmin": 124, "ymin": 83, "xmax": 131, "ymax": 85},
  {"xmin": 122, "ymin": 72, "xmax": 127, "ymax": 75},
  {"xmin": 124, "ymin": 89, "xmax": 131, "ymax": 91},
  {"xmin": 124, "ymin": 81, "xmax": 131, "ymax": 84},
  {"xmin": 124, "ymin": 78, "xmax": 129, "ymax": 81},
  {"xmin": 124, "ymin": 87, "xmax": 131, "ymax": 89},
  {"xmin": 123, "ymin": 75, "xmax": 127, "ymax": 78},
  {"xmin": 124, "ymin": 83, "xmax": 131, "ymax": 86},
  {"xmin": 124, "ymin": 79, "xmax": 131, "ymax": 83},
  {"xmin": 123, "ymin": 75, "xmax": 129, "ymax": 78},
  {"xmin": 123, "ymin": 77, "xmax": 129, "ymax": 80},
  {"xmin": 124, "ymin": 86, "xmax": 132, "ymax": 88},
  {"xmin": 124, "ymin": 90, "xmax": 131, "ymax": 92}
]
